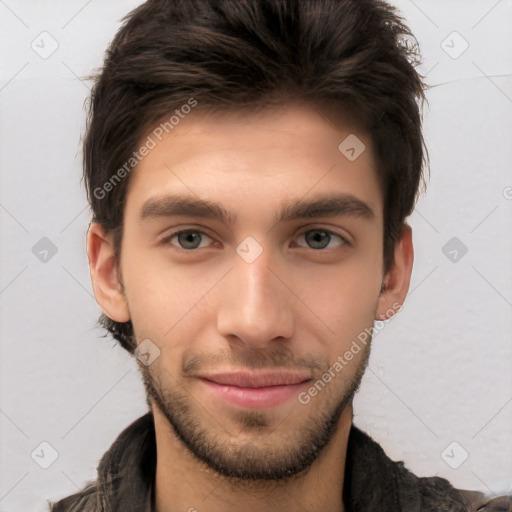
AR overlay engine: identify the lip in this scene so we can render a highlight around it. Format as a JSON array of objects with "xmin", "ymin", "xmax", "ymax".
[
  {"xmin": 200, "ymin": 370, "xmax": 311, "ymax": 388},
  {"xmin": 199, "ymin": 370, "xmax": 311, "ymax": 409}
]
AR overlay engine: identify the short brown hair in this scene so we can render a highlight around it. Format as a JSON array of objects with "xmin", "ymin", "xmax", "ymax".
[{"xmin": 83, "ymin": 0, "xmax": 429, "ymax": 353}]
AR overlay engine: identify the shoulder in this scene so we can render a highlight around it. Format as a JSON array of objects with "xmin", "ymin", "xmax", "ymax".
[
  {"xmin": 399, "ymin": 462, "xmax": 486, "ymax": 511},
  {"xmin": 346, "ymin": 425, "xmax": 484, "ymax": 511},
  {"xmin": 419, "ymin": 475, "xmax": 485, "ymax": 511},
  {"xmin": 47, "ymin": 481, "xmax": 97, "ymax": 512},
  {"xmin": 456, "ymin": 488, "xmax": 489, "ymax": 510}
]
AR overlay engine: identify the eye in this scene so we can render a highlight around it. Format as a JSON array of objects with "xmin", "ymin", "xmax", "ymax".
[
  {"xmin": 162, "ymin": 229, "xmax": 214, "ymax": 250},
  {"xmin": 161, "ymin": 228, "xmax": 349, "ymax": 251},
  {"xmin": 295, "ymin": 229, "xmax": 350, "ymax": 250}
]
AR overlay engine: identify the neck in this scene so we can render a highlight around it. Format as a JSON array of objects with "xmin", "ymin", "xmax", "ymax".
[{"xmin": 152, "ymin": 405, "xmax": 352, "ymax": 512}]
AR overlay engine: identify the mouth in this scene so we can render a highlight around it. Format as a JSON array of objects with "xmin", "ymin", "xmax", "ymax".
[{"xmin": 199, "ymin": 370, "xmax": 312, "ymax": 409}]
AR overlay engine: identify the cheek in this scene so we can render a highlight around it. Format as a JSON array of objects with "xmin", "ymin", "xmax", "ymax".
[
  {"xmin": 119, "ymin": 245, "xmax": 177, "ymax": 337},
  {"xmin": 120, "ymin": 246, "xmax": 219, "ymax": 350},
  {"xmin": 289, "ymin": 249, "xmax": 381, "ymax": 344},
  {"xmin": 125, "ymin": 274, "xmax": 196, "ymax": 337}
]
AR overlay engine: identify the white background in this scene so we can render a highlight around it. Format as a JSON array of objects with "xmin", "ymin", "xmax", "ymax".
[{"xmin": 1, "ymin": 0, "xmax": 511, "ymax": 510}]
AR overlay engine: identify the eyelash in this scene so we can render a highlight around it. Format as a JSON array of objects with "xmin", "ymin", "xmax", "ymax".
[{"xmin": 160, "ymin": 228, "xmax": 351, "ymax": 251}]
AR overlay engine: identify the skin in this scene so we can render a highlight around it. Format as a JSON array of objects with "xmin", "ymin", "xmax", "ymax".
[{"xmin": 87, "ymin": 103, "xmax": 414, "ymax": 512}]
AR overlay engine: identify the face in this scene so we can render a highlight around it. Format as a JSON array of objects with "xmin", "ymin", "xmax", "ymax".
[{"xmin": 93, "ymin": 103, "xmax": 394, "ymax": 480}]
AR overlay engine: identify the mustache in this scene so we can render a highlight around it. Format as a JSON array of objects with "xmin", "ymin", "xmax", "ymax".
[{"xmin": 181, "ymin": 345, "xmax": 329, "ymax": 377}]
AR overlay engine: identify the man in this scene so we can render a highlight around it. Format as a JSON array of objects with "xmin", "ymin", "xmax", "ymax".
[{"xmin": 49, "ymin": 0, "xmax": 489, "ymax": 510}]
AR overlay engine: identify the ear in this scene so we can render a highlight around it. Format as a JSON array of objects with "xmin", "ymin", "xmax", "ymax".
[
  {"xmin": 86, "ymin": 222, "xmax": 130, "ymax": 323},
  {"xmin": 376, "ymin": 224, "xmax": 414, "ymax": 320}
]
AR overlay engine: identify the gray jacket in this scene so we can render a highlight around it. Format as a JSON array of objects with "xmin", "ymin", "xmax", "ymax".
[{"xmin": 48, "ymin": 412, "xmax": 489, "ymax": 511}]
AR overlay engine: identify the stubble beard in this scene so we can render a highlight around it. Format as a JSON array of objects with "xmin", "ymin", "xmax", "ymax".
[{"xmin": 138, "ymin": 342, "xmax": 371, "ymax": 485}]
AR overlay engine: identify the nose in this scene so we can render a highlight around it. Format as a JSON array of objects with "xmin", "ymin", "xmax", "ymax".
[{"xmin": 216, "ymin": 244, "xmax": 295, "ymax": 348}]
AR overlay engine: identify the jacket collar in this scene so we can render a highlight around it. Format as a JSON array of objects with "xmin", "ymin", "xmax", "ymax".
[{"xmin": 96, "ymin": 413, "xmax": 156, "ymax": 512}]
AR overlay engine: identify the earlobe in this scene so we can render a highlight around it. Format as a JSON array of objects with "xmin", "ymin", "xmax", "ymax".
[
  {"xmin": 86, "ymin": 222, "xmax": 131, "ymax": 323},
  {"xmin": 376, "ymin": 224, "xmax": 414, "ymax": 321}
]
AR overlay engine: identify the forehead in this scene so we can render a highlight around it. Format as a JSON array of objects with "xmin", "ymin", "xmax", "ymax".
[
  {"xmin": 124, "ymin": 103, "xmax": 382, "ymax": 222},
  {"xmin": 138, "ymin": 103, "xmax": 372, "ymax": 167}
]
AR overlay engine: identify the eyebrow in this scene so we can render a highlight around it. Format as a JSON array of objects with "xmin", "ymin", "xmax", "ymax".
[{"xmin": 139, "ymin": 192, "xmax": 375, "ymax": 225}]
